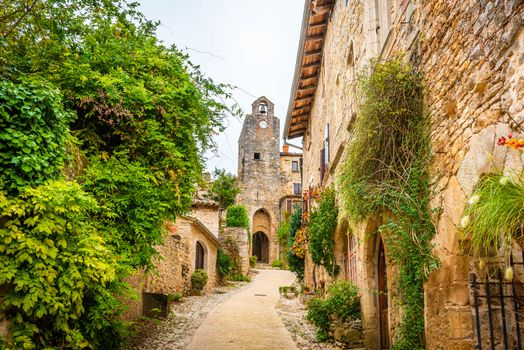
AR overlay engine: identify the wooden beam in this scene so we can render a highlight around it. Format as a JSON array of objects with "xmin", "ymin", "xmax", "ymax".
[
  {"xmin": 291, "ymin": 106, "xmax": 311, "ymax": 115},
  {"xmin": 305, "ymin": 33, "xmax": 324, "ymax": 41},
  {"xmin": 300, "ymin": 71, "xmax": 319, "ymax": 80},
  {"xmin": 294, "ymin": 94, "xmax": 315, "ymax": 102},
  {"xmin": 302, "ymin": 60, "xmax": 321, "ymax": 69},
  {"xmin": 298, "ymin": 82, "xmax": 317, "ymax": 90},
  {"xmin": 309, "ymin": 20, "xmax": 328, "ymax": 29},
  {"xmin": 304, "ymin": 48, "xmax": 323, "ymax": 56},
  {"xmin": 290, "ymin": 122, "xmax": 307, "ymax": 130}
]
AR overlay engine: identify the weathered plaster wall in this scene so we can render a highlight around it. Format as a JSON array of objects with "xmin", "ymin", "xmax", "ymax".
[
  {"xmin": 191, "ymin": 206, "xmax": 220, "ymax": 238},
  {"xmin": 297, "ymin": 0, "xmax": 524, "ymax": 348},
  {"xmin": 178, "ymin": 218, "xmax": 218, "ymax": 293}
]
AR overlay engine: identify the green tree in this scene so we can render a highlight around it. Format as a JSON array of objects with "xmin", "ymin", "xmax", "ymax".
[
  {"xmin": 287, "ymin": 205, "xmax": 304, "ymax": 280},
  {"xmin": 207, "ymin": 168, "xmax": 240, "ymax": 208},
  {"xmin": 0, "ymin": 1, "xmax": 237, "ymax": 348}
]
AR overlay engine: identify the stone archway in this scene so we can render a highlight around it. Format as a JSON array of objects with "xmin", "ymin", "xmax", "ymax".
[
  {"xmin": 252, "ymin": 232, "xmax": 269, "ymax": 263},
  {"xmin": 252, "ymin": 208, "xmax": 271, "ymax": 263}
]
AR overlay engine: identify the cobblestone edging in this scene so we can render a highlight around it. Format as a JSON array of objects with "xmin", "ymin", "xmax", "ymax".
[{"xmin": 125, "ymin": 281, "xmax": 250, "ymax": 350}]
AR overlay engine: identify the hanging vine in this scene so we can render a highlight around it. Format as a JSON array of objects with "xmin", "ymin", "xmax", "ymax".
[
  {"xmin": 307, "ymin": 187, "xmax": 339, "ymax": 276},
  {"xmin": 338, "ymin": 57, "xmax": 436, "ymax": 349}
]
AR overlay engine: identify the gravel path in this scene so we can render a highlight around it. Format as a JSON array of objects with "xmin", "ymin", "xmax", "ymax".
[
  {"xmin": 125, "ymin": 281, "xmax": 249, "ymax": 350},
  {"xmin": 126, "ymin": 269, "xmax": 344, "ymax": 350},
  {"xmin": 186, "ymin": 269, "xmax": 297, "ymax": 350}
]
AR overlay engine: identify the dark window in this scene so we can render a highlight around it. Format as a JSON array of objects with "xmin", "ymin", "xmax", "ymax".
[
  {"xmin": 292, "ymin": 161, "xmax": 299, "ymax": 172},
  {"xmin": 293, "ymin": 183, "xmax": 302, "ymax": 195},
  {"xmin": 324, "ymin": 123, "xmax": 330, "ymax": 165},
  {"xmin": 254, "ymin": 152, "xmax": 260, "ymax": 160},
  {"xmin": 196, "ymin": 241, "xmax": 205, "ymax": 270}
]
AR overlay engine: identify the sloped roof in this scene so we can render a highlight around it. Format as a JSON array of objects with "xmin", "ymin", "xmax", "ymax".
[{"xmin": 284, "ymin": 0, "xmax": 335, "ymax": 140}]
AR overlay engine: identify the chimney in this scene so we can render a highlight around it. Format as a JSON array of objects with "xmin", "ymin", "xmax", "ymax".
[{"xmin": 283, "ymin": 144, "xmax": 289, "ymax": 153}]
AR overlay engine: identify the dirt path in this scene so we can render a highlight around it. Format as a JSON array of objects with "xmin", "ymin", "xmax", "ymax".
[{"xmin": 186, "ymin": 269, "xmax": 297, "ymax": 350}]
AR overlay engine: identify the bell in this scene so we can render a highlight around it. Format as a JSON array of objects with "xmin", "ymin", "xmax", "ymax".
[{"xmin": 259, "ymin": 104, "xmax": 267, "ymax": 114}]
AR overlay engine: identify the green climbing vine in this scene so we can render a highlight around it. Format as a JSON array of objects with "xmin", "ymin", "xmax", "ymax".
[
  {"xmin": 338, "ymin": 57, "xmax": 436, "ymax": 349},
  {"xmin": 307, "ymin": 187, "xmax": 339, "ymax": 277}
]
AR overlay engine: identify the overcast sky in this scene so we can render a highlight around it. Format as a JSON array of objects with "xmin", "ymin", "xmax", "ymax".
[{"xmin": 138, "ymin": 0, "xmax": 304, "ymax": 175}]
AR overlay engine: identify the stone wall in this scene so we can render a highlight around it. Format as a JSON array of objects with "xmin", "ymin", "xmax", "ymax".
[
  {"xmin": 293, "ymin": 0, "xmax": 524, "ymax": 348},
  {"xmin": 191, "ymin": 206, "xmax": 220, "ymax": 238},
  {"xmin": 145, "ymin": 224, "xmax": 191, "ymax": 295},
  {"xmin": 220, "ymin": 227, "xmax": 250, "ymax": 275}
]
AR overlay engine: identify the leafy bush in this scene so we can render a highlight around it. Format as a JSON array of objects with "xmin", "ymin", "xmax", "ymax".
[
  {"xmin": 279, "ymin": 285, "xmax": 298, "ymax": 295},
  {"xmin": 306, "ymin": 298, "xmax": 331, "ymax": 341},
  {"xmin": 249, "ymin": 255, "xmax": 257, "ymax": 267},
  {"xmin": 461, "ymin": 172, "xmax": 524, "ymax": 256},
  {"xmin": 216, "ymin": 248, "xmax": 234, "ymax": 278},
  {"xmin": 225, "ymin": 205, "xmax": 250, "ymax": 228},
  {"xmin": 0, "ymin": 181, "xmax": 125, "ymax": 349},
  {"xmin": 287, "ymin": 205, "xmax": 305, "ymax": 280},
  {"xmin": 191, "ymin": 269, "xmax": 208, "ymax": 290},
  {"xmin": 82, "ymin": 155, "xmax": 175, "ymax": 269},
  {"xmin": 0, "ymin": 78, "xmax": 73, "ymax": 194},
  {"xmin": 167, "ymin": 293, "xmax": 182, "ymax": 302},
  {"xmin": 277, "ymin": 212, "xmax": 291, "ymax": 244},
  {"xmin": 228, "ymin": 274, "xmax": 251, "ymax": 282},
  {"xmin": 271, "ymin": 260, "xmax": 285, "ymax": 268},
  {"xmin": 206, "ymin": 169, "xmax": 240, "ymax": 208},
  {"xmin": 306, "ymin": 281, "xmax": 361, "ymax": 341},
  {"xmin": 308, "ymin": 187, "xmax": 339, "ymax": 276}
]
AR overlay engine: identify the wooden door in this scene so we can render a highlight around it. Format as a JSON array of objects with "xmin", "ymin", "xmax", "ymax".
[
  {"xmin": 196, "ymin": 241, "xmax": 205, "ymax": 270},
  {"xmin": 378, "ymin": 239, "xmax": 390, "ymax": 349}
]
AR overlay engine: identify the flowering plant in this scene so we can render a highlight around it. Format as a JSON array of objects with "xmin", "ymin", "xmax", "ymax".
[{"xmin": 497, "ymin": 133, "xmax": 524, "ymax": 150}]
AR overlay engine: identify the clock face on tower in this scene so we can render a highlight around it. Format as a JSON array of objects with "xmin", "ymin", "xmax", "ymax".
[{"xmin": 259, "ymin": 120, "xmax": 268, "ymax": 129}]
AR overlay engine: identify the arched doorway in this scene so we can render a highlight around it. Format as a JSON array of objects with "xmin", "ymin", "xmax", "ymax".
[
  {"xmin": 252, "ymin": 232, "xmax": 269, "ymax": 263},
  {"xmin": 195, "ymin": 241, "xmax": 206, "ymax": 270},
  {"xmin": 378, "ymin": 237, "xmax": 390, "ymax": 349}
]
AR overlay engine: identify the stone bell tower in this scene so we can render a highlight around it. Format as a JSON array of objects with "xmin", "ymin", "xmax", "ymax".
[{"xmin": 237, "ymin": 97, "xmax": 280, "ymax": 263}]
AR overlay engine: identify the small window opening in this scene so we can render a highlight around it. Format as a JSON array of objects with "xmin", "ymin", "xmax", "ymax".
[
  {"xmin": 293, "ymin": 183, "xmax": 302, "ymax": 195},
  {"xmin": 292, "ymin": 161, "xmax": 299, "ymax": 172},
  {"xmin": 254, "ymin": 152, "xmax": 261, "ymax": 160}
]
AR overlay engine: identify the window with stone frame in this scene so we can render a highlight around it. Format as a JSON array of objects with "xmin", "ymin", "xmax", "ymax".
[
  {"xmin": 292, "ymin": 160, "xmax": 299, "ymax": 172},
  {"xmin": 365, "ymin": 0, "xmax": 393, "ymax": 57},
  {"xmin": 293, "ymin": 183, "xmax": 302, "ymax": 195}
]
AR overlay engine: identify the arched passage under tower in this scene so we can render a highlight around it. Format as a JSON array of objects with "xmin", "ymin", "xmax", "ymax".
[
  {"xmin": 252, "ymin": 231, "xmax": 269, "ymax": 263},
  {"xmin": 252, "ymin": 209, "xmax": 271, "ymax": 263}
]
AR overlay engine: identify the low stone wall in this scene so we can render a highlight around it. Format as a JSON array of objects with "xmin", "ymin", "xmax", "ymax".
[
  {"xmin": 221, "ymin": 227, "xmax": 250, "ymax": 275},
  {"xmin": 329, "ymin": 318, "xmax": 364, "ymax": 349}
]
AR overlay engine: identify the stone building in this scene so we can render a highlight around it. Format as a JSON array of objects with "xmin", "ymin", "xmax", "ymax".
[
  {"xmin": 237, "ymin": 97, "xmax": 302, "ymax": 263},
  {"xmin": 123, "ymin": 196, "xmax": 221, "ymax": 319},
  {"xmin": 284, "ymin": 0, "xmax": 524, "ymax": 349}
]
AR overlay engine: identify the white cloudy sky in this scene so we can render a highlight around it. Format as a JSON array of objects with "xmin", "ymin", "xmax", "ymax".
[{"xmin": 139, "ymin": 0, "xmax": 305, "ymax": 175}]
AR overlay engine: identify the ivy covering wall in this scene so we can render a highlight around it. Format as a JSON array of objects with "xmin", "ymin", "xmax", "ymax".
[{"xmin": 338, "ymin": 58, "xmax": 435, "ymax": 349}]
